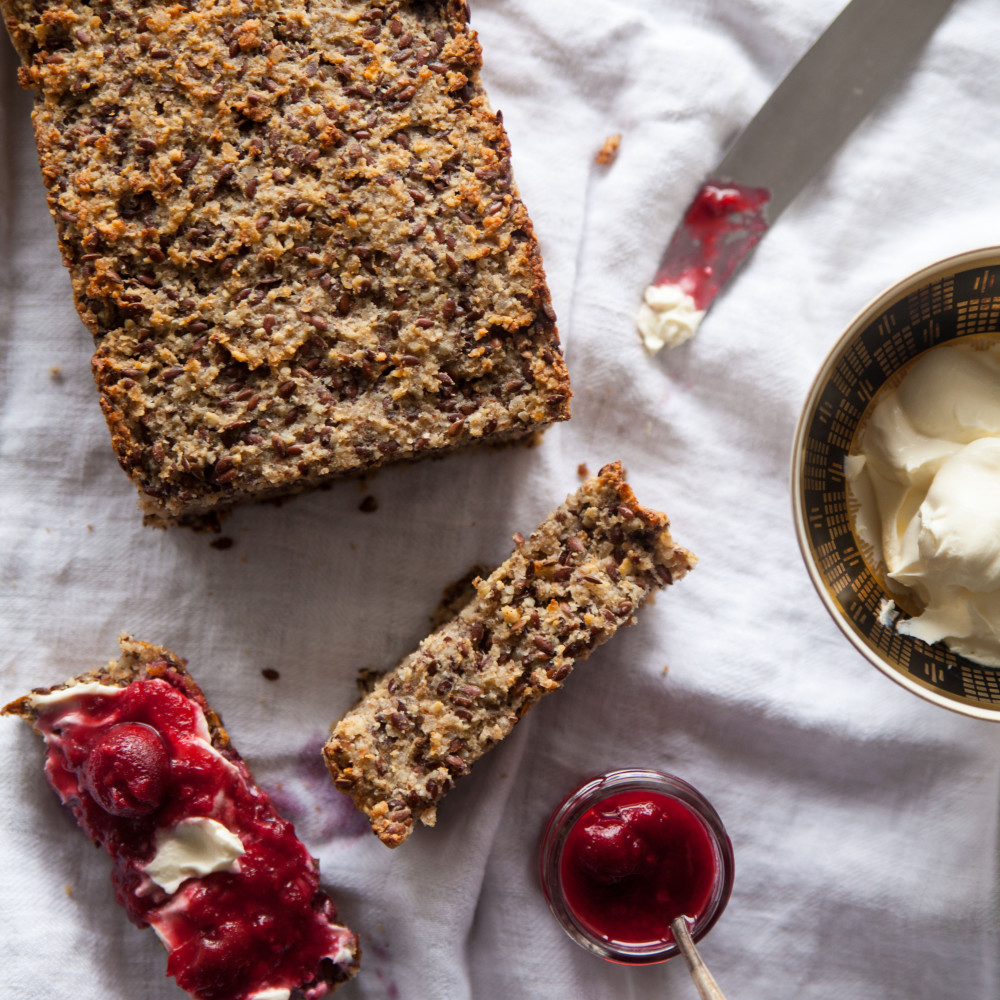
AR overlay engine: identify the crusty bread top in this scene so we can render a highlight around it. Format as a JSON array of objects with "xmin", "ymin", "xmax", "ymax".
[
  {"xmin": 3, "ymin": 635, "xmax": 231, "ymax": 754},
  {"xmin": 3, "ymin": 0, "xmax": 570, "ymax": 521}
]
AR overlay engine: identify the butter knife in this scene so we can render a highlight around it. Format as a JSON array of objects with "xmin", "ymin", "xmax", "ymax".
[{"xmin": 637, "ymin": 0, "xmax": 956, "ymax": 353}]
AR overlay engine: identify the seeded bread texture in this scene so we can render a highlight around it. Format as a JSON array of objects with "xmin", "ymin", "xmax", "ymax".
[
  {"xmin": 323, "ymin": 461, "xmax": 696, "ymax": 847},
  {"xmin": 4, "ymin": 635, "xmax": 362, "ymax": 996},
  {"xmin": 3, "ymin": 0, "xmax": 571, "ymax": 524}
]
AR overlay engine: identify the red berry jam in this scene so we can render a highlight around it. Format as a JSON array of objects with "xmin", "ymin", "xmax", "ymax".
[
  {"xmin": 540, "ymin": 770, "xmax": 733, "ymax": 964},
  {"xmin": 653, "ymin": 180, "xmax": 771, "ymax": 309},
  {"xmin": 561, "ymin": 790, "xmax": 717, "ymax": 946},
  {"xmin": 30, "ymin": 668, "xmax": 358, "ymax": 999}
]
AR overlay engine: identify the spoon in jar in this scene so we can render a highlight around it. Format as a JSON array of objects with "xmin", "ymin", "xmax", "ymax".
[{"xmin": 670, "ymin": 916, "xmax": 728, "ymax": 1000}]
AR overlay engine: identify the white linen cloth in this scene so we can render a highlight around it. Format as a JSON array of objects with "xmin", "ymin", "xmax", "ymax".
[{"xmin": 2, "ymin": 1, "xmax": 999, "ymax": 997}]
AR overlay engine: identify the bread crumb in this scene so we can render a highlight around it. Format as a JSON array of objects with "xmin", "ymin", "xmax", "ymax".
[
  {"xmin": 577, "ymin": 462, "xmax": 590, "ymax": 479},
  {"xmin": 210, "ymin": 537, "xmax": 234, "ymax": 550},
  {"xmin": 261, "ymin": 668, "xmax": 280, "ymax": 681},
  {"xmin": 356, "ymin": 667, "xmax": 385, "ymax": 696},
  {"xmin": 65, "ymin": 884, "xmax": 73, "ymax": 897},
  {"xmin": 595, "ymin": 134, "xmax": 621, "ymax": 166},
  {"xmin": 359, "ymin": 495, "xmax": 378, "ymax": 513},
  {"xmin": 432, "ymin": 564, "xmax": 494, "ymax": 628}
]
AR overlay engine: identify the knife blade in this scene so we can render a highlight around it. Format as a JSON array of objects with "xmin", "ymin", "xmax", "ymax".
[{"xmin": 636, "ymin": 0, "xmax": 956, "ymax": 353}]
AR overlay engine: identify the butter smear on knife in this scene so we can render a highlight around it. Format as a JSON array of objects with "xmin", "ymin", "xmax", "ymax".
[{"xmin": 636, "ymin": 285, "xmax": 705, "ymax": 352}]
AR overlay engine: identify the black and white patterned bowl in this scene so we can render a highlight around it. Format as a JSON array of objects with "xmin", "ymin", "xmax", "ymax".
[{"xmin": 791, "ymin": 247, "xmax": 1000, "ymax": 721}]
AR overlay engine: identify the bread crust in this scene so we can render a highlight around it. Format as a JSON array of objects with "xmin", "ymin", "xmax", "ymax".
[
  {"xmin": 4, "ymin": 634, "xmax": 230, "ymax": 742},
  {"xmin": 3, "ymin": 0, "xmax": 571, "ymax": 524},
  {"xmin": 324, "ymin": 462, "xmax": 696, "ymax": 847}
]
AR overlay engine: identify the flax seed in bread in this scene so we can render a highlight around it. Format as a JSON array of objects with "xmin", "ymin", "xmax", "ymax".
[
  {"xmin": 323, "ymin": 462, "xmax": 696, "ymax": 847},
  {"xmin": 2, "ymin": 0, "xmax": 570, "ymax": 524}
]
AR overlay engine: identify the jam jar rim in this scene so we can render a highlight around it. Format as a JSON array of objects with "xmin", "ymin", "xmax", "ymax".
[{"xmin": 538, "ymin": 768, "xmax": 734, "ymax": 965}]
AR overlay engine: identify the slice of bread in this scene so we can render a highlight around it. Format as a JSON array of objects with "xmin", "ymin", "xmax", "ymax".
[
  {"xmin": 5, "ymin": 636, "xmax": 361, "ymax": 999},
  {"xmin": 3, "ymin": 0, "xmax": 570, "ymax": 523},
  {"xmin": 324, "ymin": 462, "xmax": 696, "ymax": 847}
]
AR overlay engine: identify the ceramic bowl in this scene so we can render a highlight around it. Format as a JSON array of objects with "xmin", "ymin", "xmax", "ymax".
[{"xmin": 791, "ymin": 246, "xmax": 1000, "ymax": 721}]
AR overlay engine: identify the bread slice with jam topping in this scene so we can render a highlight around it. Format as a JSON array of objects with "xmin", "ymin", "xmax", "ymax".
[{"xmin": 4, "ymin": 637, "xmax": 360, "ymax": 1000}]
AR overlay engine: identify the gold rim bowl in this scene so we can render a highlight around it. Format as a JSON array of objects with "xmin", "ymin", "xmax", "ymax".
[{"xmin": 791, "ymin": 246, "xmax": 1000, "ymax": 721}]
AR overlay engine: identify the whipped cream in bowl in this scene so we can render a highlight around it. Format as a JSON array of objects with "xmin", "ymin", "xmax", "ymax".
[{"xmin": 845, "ymin": 340, "xmax": 1000, "ymax": 668}]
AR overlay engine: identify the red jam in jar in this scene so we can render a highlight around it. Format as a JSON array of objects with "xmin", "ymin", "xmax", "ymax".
[{"xmin": 539, "ymin": 770, "xmax": 733, "ymax": 964}]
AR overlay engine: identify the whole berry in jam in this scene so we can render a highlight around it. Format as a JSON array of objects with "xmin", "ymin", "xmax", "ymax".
[
  {"xmin": 576, "ymin": 801, "xmax": 665, "ymax": 884},
  {"xmin": 83, "ymin": 722, "xmax": 170, "ymax": 817}
]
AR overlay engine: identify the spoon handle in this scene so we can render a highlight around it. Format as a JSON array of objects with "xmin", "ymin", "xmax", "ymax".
[{"xmin": 670, "ymin": 917, "xmax": 728, "ymax": 1000}]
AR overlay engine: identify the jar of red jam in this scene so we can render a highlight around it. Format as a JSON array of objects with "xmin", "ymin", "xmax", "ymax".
[{"xmin": 539, "ymin": 769, "xmax": 734, "ymax": 964}]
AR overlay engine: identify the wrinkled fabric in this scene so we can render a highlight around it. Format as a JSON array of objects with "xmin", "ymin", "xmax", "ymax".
[{"xmin": 2, "ymin": 1, "xmax": 999, "ymax": 998}]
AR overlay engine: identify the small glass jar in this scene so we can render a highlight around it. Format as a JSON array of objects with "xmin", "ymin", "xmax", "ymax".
[{"xmin": 539, "ymin": 769, "xmax": 734, "ymax": 965}]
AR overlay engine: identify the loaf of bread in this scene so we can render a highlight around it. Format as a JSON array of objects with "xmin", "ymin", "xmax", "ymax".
[
  {"xmin": 4, "ymin": 637, "xmax": 360, "ymax": 999},
  {"xmin": 2, "ymin": 0, "xmax": 570, "ymax": 524},
  {"xmin": 323, "ymin": 462, "xmax": 696, "ymax": 847}
]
